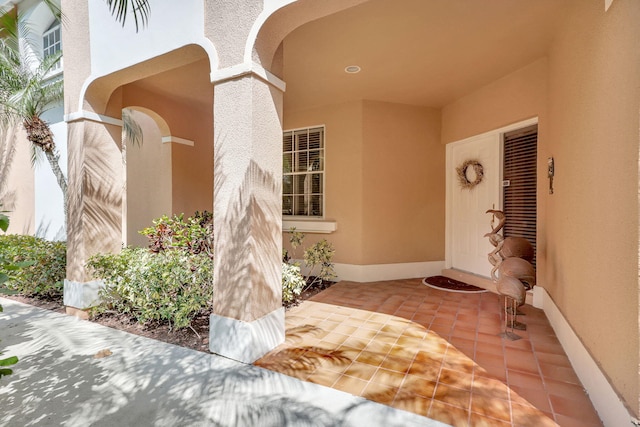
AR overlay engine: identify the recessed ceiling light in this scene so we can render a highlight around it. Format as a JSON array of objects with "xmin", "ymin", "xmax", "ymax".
[{"xmin": 345, "ymin": 65, "xmax": 361, "ymax": 74}]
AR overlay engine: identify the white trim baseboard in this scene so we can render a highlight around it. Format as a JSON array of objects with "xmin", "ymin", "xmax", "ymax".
[
  {"xmin": 332, "ymin": 261, "xmax": 445, "ymax": 283},
  {"xmin": 538, "ymin": 287, "xmax": 631, "ymax": 427},
  {"xmin": 209, "ymin": 308, "xmax": 285, "ymax": 363}
]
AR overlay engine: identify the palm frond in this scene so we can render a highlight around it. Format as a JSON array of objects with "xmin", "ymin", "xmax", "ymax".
[
  {"xmin": 105, "ymin": 0, "xmax": 151, "ymax": 32},
  {"xmin": 30, "ymin": 143, "xmax": 44, "ymax": 167},
  {"xmin": 122, "ymin": 109, "xmax": 143, "ymax": 147},
  {"xmin": 41, "ymin": 0, "xmax": 62, "ymax": 21},
  {"xmin": 0, "ymin": 13, "xmax": 19, "ymax": 53}
]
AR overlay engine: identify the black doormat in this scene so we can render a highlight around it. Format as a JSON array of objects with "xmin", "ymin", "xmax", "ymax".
[{"xmin": 422, "ymin": 276, "xmax": 488, "ymax": 293}]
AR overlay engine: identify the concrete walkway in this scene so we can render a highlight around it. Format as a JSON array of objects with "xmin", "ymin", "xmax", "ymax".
[{"xmin": 0, "ymin": 298, "xmax": 447, "ymax": 427}]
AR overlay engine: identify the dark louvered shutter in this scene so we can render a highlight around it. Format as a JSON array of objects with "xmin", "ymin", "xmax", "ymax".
[{"xmin": 503, "ymin": 124, "xmax": 537, "ymax": 266}]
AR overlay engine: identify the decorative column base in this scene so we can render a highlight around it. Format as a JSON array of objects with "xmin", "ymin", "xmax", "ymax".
[
  {"xmin": 209, "ymin": 307, "xmax": 285, "ymax": 363},
  {"xmin": 63, "ymin": 279, "xmax": 104, "ymax": 319}
]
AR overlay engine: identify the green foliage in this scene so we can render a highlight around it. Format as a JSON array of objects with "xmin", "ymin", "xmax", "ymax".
[
  {"xmin": 0, "ymin": 234, "xmax": 65, "ymax": 299},
  {"xmin": 0, "ymin": 212, "xmax": 18, "ymax": 379},
  {"xmin": 303, "ymin": 239, "xmax": 337, "ymax": 287},
  {"xmin": 282, "ymin": 262, "xmax": 305, "ymax": 304},
  {"xmin": 0, "ymin": 352, "xmax": 18, "ymax": 379},
  {"xmin": 139, "ymin": 211, "xmax": 213, "ymax": 259},
  {"xmin": 288, "ymin": 228, "xmax": 305, "ymax": 251},
  {"xmin": 0, "ymin": 213, "xmax": 8, "ymax": 233},
  {"xmin": 87, "ymin": 248, "xmax": 214, "ymax": 330},
  {"xmin": 285, "ymin": 227, "xmax": 337, "ymax": 292}
]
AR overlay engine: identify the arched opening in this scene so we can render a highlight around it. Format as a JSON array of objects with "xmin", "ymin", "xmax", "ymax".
[
  {"xmin": 117, "ymin": 55, "xmax": 214, "ymax": 247},
  {"xmin": 255, "ymin": 0, "xmax": 568, "ymax": 281},
  {"xmin": 74, "ymin": 43, "xmax": 214, "ymax": 254},
  {"xmin": 121, "ymin": 108, "xmax": 172, "ymax": 247}
]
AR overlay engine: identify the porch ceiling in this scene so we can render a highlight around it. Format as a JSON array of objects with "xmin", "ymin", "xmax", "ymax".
[{"xmin": 282, "ymin": 0, "xmax": 571, "ymax": 112}]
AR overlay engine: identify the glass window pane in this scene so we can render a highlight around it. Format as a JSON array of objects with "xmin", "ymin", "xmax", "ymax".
[
  {"xmin": 294, "ymin": 175, "xmax": 306, "ymax": 195},
  {"xmin": 308, "ymin": 129, "xmax": 322, "ymax": 149},
  {"xmin": 283, "ymin": 153, "xmax": 292, "ymax": 173},
  {"xmin": 311, "ymin": 195, "xmax": 322, "ymax": 217},
  {"xmin": 283, "ymin": 196, "xmax": 293, "ymax": 216},
  {"xmin": 294, "ymin": 195, "xmax": 306, "ymax": 216},
  {"xmin": 298, "ymin": 151, "xmax": 309, "ymax": 172},
  {"xmin": 283, "ymin": 175, "xmax": 293, "ymax": 195},
  {"xmin": 311, "ymin": 173, "xmax": 323, "ymax": 194},
  {"xmin": 308, "ymin": 150, "xmax": 323, "ymax": 171},
  {"xmin": 296, "ymin": 132, "xmax": 308, "ymax": 151},
  {"xmin": 283, "ymin": 133, "xmax": 293, "ymax": 152}
]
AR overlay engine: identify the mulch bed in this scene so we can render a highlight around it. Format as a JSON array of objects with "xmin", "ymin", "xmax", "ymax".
[{"xmin": 2, "ymin": 280, "xmax": 334, "ymax": 354}]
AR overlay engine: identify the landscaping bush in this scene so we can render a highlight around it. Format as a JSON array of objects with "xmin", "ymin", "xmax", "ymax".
[
  {"xmin": 0, "ymin": 213, "xmax": 19, "ymax": 379},
  {"xmin": 139, "ymin": 211, "xmax": 213, "ymax": 258},
  {"xmin": 284, "ymin": 228, "xmax": 337, "ymax": 290},
  {"xmin": 282, "ymin": 262, "xmax": 306, "ymax": 304},
  {"xmin": 0, "ymin": 234, "xmax": 65, "ymax": 299},
  {"xmin": 87, "ymin": 247, "xmax": 214, "ymax": 330}
]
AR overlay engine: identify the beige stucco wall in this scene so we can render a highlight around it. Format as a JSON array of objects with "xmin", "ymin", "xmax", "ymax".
[
  {"xmin": 284, "ymin": 101, "xmax": 364, "ymax": 264},
  {"xmin": 441, "ymin": 0, "xmax": 640, "ymax": 415},
  {"xmin": 544, "ymin": 0, "xmax": 640, "ymax": 415},
  {"xmin": 170, "ymin": 112, "xmax": 214, "ymax": 218},
  {"xmin": 441, "ymin": 58, "xmax": 548, "ymax": 145},
  {"xmin": 0, "ymin": 126, "xmax": 34, "ymax": 235},
  {"xmin": 362, "ymin": 101, "xmax": 444, "ymax": 264},
  {"xmin": 61, "ymin": 0, "xmax": 90, "ymax": 115},
  {"xmin": 125, "ymin": 110, "xmax": 172, "ymax": 247},
  {"xmin": 283, "ymin": 100, "xmax": 444, "ymax": 266},
  {"xmin": 121, "ymin": 73, "xmax": 214, "ymax": 227}
]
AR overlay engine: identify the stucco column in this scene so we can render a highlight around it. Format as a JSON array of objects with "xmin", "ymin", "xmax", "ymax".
[
  {"xmin": 210, "ymin": 74, "xmax": 284, "ymax": 363},
  {"xmin": 64, "ymin": 117, "xmax": 124, "ymax": 316}
]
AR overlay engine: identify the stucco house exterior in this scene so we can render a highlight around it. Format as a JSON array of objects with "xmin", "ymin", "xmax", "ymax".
[
  {"xmin": 2, "ymin": 0, "xmax": 639, "ymax": 425},
  {"xmin": 0, "ymin": 0, "xmax": 66, "ymax": 240}
]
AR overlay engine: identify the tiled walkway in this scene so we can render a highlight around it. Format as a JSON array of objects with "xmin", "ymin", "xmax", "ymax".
[{"xmin": 255, "ymin": 279, "xmax": 603, "ymax": 427}]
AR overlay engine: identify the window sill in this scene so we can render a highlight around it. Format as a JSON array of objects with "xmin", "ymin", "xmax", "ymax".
[{"xmin": 283, "ymin": 219, "xmax": 337, "ymax": 234}]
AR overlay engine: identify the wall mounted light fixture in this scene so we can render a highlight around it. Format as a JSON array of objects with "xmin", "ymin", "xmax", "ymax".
[{"xmin": 548, "ymin": 157, "xmax": 555, "ymax": 194}]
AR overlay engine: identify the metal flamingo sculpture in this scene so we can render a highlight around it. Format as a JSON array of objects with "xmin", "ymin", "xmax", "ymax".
[
  {"xmin": 493, "ymin": 257, "xmax": 536, "ymax": 306},
  {"xmin": 485, "ymin": 209, "xmax": 534, "ymax": 263},
  {"xmin": 485, "ymin": 209, "xmax": 536, "ymax": 340}
]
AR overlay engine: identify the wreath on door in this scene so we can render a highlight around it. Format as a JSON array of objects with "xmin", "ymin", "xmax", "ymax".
[{"xmin": 456, "ymin": 159, "xmax": 484, "ymax": 189}]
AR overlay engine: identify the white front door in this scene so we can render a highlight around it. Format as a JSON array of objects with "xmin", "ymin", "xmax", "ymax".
[{"xmin": 447, "ymin": 133, "xmax": 501, "ymax": 277}]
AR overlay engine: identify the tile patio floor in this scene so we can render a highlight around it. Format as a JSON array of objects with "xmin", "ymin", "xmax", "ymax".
[{"xmin": 255, "ymin": 279, "xmax": 603, "ymax": 427}]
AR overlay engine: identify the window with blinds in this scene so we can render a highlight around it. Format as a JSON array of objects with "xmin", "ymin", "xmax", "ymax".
[
  {"xmin": 283, "ymin": 126, "xmax": 325, "ymax": 217},
  {"xmin": 503, "ymin": 124, "xmax": 537, "ymax": 266}
]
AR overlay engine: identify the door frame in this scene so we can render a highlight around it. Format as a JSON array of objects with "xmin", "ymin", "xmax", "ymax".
[{"xmin": 445, "ymin": 117, "xmax": 539, "ymax": 272}]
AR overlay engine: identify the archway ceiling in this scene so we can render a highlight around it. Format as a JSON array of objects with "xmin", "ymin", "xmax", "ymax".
[
  {"xmin": 282, "ymin": 0, "xmax": 571, "ymax": 112},
  {"xmin": 126, "ymin": 58, "xmax": 212, "ymax": 110}
]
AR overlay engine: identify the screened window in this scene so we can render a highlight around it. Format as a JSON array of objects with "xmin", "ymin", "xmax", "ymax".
[
  {"xmin": 283, "ymin": 126, "xmax": 325, "ymax": 217},
  {"xmin": 42, "ymin": 22, "xmax": 62, "ymax": 71}
]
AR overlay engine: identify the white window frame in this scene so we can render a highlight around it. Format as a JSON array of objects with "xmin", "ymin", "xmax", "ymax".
[
  {"xmin": 42, "ymin": 21, "xmax": 62, "ymax": 73},
  {"xmin": 282, "ymin": 125, "xmax": 326, "ymax": 219}
]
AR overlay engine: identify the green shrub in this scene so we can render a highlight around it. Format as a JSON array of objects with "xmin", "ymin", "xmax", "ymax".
[
  {"xmin": 139, "ymin": 211, "xmax": 213, "ymax": 258},
  {"xmin": 87, "ymin": 247, "xmax": 214, "ymax": 329},
  {"xmin": 0, "ymin": 234, "xmax": 65, "ymax": 299},
  {"xmin": 303, "ymin": 239, "xmax": 337, "ymax": 287},
  {"xmin": 285, "ymin": 228, "xmax": 337, "ymax": 290},
  {"xmin": 282, "ymin": 262, "xmax": 305, "ymax": 305},
  {"xmin": 0, "ymin": 212, "xmax": 18, "ymax": 380}
]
